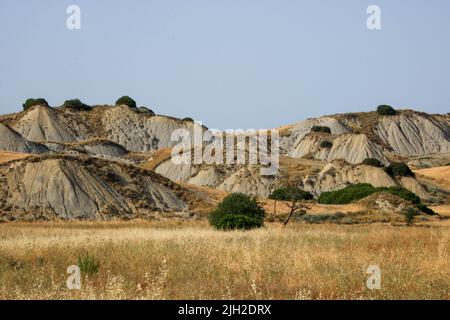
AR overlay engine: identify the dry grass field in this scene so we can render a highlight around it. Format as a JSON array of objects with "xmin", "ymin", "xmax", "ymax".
[{"xmin": 0, "ymin": 220, "xmax": 448, "ymax": 300}]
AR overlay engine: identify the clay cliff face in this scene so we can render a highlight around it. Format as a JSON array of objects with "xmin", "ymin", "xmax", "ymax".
[
  {"xmin": 375, "ymin": 113, "xmax": 450, "ymax": 156},
  {"xmin": 0, "ymin": 155, "xmax": 203, "ymax": 221}
]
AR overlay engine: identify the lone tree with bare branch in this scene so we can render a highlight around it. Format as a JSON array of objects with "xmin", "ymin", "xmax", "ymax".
[{"xmin": 269, "ymin": 187, "xmax": 314, "ymax": 226}]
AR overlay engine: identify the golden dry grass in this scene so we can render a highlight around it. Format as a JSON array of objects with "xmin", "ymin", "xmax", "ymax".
[
  {"xmin": 0, "ymin": 221, "xmax": 448, "ymax": 300},
  {"xmin": 430, "ymin": 205, "xmax": 450, "ymax": 217},
  {"xmin": 414, "ymin": 166, "xmax": 450, "ymax": 190},
  {"xmin": 260, "ymin": 199, "xmax": 365, "ymax": 215},
  {"xmin": 0, "ymin": 151, "xmax": 30, "ymax": 164},
  {"xmin": 141, "ymin": 148, "xmax": 173, "ymax": 171}
]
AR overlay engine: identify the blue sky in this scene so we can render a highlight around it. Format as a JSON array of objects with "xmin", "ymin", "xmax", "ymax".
[{"xmin": 0, "ymin": 0, "xmax": 449, "ymax": 129}]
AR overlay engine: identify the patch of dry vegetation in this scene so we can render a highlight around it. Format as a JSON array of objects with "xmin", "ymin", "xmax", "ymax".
[
  {"xmin": 414, "ymin": 166, "xmax": 450, "ymax": 190},
  {"xmin": 261, "ymin": 199, "xmax": 365, "ymax": 216},
  {"xmin": 141, "ymin": 148, "xmax": 173, "ymax": 171},
  {"xmin": 0, "ymin": 221, "xmax": 448, "ymax": 300},
  {"xmin": 0, "ymin": 152, "xmax": 30, "ymax": 164},
  {"xmin": 278, "ymin": 157, "xmax": 324, "ymax": 186}
]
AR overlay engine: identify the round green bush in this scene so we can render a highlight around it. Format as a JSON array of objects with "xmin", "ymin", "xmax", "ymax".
[
  {"xmin": 310, "ymin": 126, "xmax": 331, "ymax": 134},
  {"xmin": 137, "ymin": 106, "xmax": 155, "ymax": 115},
  {"xmin": 182, "ymin": 117, "xmax": 194, "ymax": 122},
  {"xmin": 23, "ymin": 98, "xmax": 49, "ymax": 111},
  {"xmin": 62, "ymin": 99, "xmax": 91, "ymax": 111},
  {"xmin": 209, "ymin": 193, "xmax": 265, "ymax": 231},
  {"xmin": 319, "ymin": 141, "xmax": 333, "ymax": 149},
  {"xmin": 362, "ymin": 158, "xmax": 384, "ymax": 167},
  {"xmin": 115, "ymin": 96, "xmax": 137, "ymax": 109},
  {"xmin": 214, "ymin": 214, "xmax": 264, "ymax": 230},
  {"xmin": 386, "ymin": 162, "xmax": 414, "ymax": 177},
  {"xmin": 376, "ymin": 105, "xmax": 396, "ymax": 116}
]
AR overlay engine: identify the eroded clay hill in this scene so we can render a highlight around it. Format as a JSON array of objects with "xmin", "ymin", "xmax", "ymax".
[
  {"xmin": 300, "ymin": 159, "xmax": 430, "ymax": 200},
  {"xmin": 150, "ymin": 150, "xmax": 431, "ymax": 199},
  {"xmin": 283, "ymin": 110, "xmax": 450, "ymax": 163},
  {"xmin": 0, "ymin": 103, "xmax": 448, "ymax": 220},
  {"xmin": 1, "ymin": 104, "xmax": 197, "ymax": 154},
  {"xmin": 13, "ymin": 105, "xmax": 80, "ymax": 143},
  {"xmin": 289, "ymin": 133, "xmax": 389, "ymax": 165},
  {"xmin": 0, "ymin": 155, "xmax": 212, "ymax": 221}
]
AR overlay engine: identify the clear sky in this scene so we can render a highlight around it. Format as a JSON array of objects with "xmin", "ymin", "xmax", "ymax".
[{"xmin": 0, "ymin": 0, "xmax": 449, "ymax": 129}]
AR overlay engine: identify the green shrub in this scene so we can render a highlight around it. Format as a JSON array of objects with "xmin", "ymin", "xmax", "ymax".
[
  {"xmin": 214, "ymin": 214, "xmax": 264, "ymax": 230},
  {"xmin": 62, "ymin": 99, "xmax": 91, "ymax": 111},
  {"xmin": 386, "ymin": 162, "xmax": 414, "ymax": 177},
  {"xmin": 415, "ymin": 203, "xmax": 436, "ymax": 215},
  {"xmin": 362, "ymin": 158, "xmax": 384, "ymax": 167},
  {"xmin": 22, "ymin": 98, "xmax": 49, "ymax": 111},
  {"xmin": 77, "ymin": 254, "xmax": 100, "ymax": 276},
  {"xmin": 318, "ymin": 183, "xmax": 421, "ymax": 205},
  {"xmin": 115, "ymin": 96, "xmax": 137, "ymax": 109},
  {"xmin": 137, "ymin": 106, "xmax": 155, "ymax": 115},
  {"xmin": 182, "ymin": 117, "xmax": 194, "ymax": 122},
  {"xmin": 209, "ymin": 193, "xmax": 265, "ymax": 231},
  {"xmin": 310, "ymin": 126, "xmax": 331, "ymax": 134},
  {"xmin": 318, "ymin": 184, "xmax": 377, "ymax": 204},
  {"xmin": 319, "ymin": 141, "xmax": 333, "ymax": 149},
  {"xmin": 384, "ymin": 186, "xmax": 420, "ymax": 205},
  {"xmin": 377, "ymin": 105, "xmax": 396, "ymax": 116}
]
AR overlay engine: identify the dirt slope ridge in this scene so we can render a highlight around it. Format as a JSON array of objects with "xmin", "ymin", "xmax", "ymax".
[
  {"xmin": 13, "ymin": 105, "xmax": 80, "ymax": 143},
  {"xmin": 0, "ymin": 122, "xmax": 48, "ymax": 153},
  {"xmin": 0, "ymin": 155, "xmax": 211, "ymax": 221}
]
